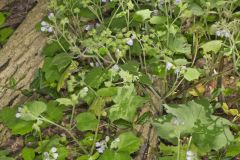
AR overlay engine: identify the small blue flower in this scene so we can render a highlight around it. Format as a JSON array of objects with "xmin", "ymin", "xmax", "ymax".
[
  {"xmin": 126, "ymin": 38, "xmax": 134, "ymax": 46},
  {"xmin": 175, "ymin": 0, "xmax": 181, "ymax": 4},
  {"xmin": 166, "ymin": 62, "xmax": 173, "ymax": 70},
  {"xmin": 48, "ymin": 13, "xmax": 55, "ymax": 20},
  {"xmin": 215, "ymin": 30, "xmax": 221, "ymax": 36}
]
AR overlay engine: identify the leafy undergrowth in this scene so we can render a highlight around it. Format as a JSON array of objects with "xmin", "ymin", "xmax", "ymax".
[{"xmin": 1, "ymin": 0, "xmax": 240, "ymax": 159}]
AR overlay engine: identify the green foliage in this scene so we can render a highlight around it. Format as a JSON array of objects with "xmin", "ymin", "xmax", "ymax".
[
  {"xmin": 153, "ymin": 100, "xmax": 234, "ymax": 153},
  {"xmin": 0, "ymin": 27, "xmax": 13, "ymax": 44},
  {"xmin": 109, "ymin": 84, "xmax": 146, "ymax": 122},
  {"xmin": 201, "ymin": 40, "xmax": 223, "ymax": 54},
  {"xmin": 0, "ymin": 107, "xmax": 33, "ymax": 135},
  {"xmin": 184, "ymin": 68, "xmax": 201, "ymax": 81},
  {"xmin": 0, "ymin": 12, "xmax": 6, "ymax": 26},
  {"xmin": 1, "ymin": 0, "xmax": 240, "ymax": 159},
  {"xmin": 117, "ymin": 132, "xmax": 141, "ymax": 154},
  {"xmin": 22, "ymin": 147, "xmax": 35, "ymax": 160},
  {"xmin": 76, "ymin": 112, "xmax": 98, "ymax": 131}
]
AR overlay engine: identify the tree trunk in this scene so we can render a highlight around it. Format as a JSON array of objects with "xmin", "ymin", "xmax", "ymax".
[{"xmin": 0, "ymin": 0, "xmax": 48, "ymax": 108}]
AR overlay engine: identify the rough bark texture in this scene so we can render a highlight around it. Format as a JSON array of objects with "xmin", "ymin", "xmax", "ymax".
[{"xmin": 0, "ymin": 0, "xmax": 48, "ymax": 108}]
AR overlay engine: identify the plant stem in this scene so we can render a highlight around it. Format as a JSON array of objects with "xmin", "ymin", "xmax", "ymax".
[
  {"xmin": 177, "ymin": 134, "xmax": 181, "ymax": 160},
  {"xmin": 70, "ymin": 105, "xmax": 76, "ymax": 128},
  {"xmin": 40, "ymin": 116, "xmax": 88, "ymax": 154},
  {"xmin": 90, "ymin": 116, "xmax": 101, "ymax": 155}
]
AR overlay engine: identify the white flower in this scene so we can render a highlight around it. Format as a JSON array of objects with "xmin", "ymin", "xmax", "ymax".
[
  {"xmin": 215, "ymin": 30, "xmax": 221, "ymax": 36},
  {"xmin": 48, "ymin": 13, "xmax": 55, "ymax": 20},
  {"xmin": 215, "ymin": 29, "xmax": 231, "ymax": 38},
  {"xmin": 18, "ymin": 107, "xmax": 23, "ymax": 112},
  {"xmin": 101, "ymin": 0, "xmax": 107, "ymax": 3},
  {"xmin": 105, "ymin": 136, "xmax": 110, "ymax": 142},
  {"xmin": 15, "ymin": 113, "xmax": 21, "ymax": 118},
  {"xmin": 48, "ymin": 27, "xmax": 53, "ymax": 33},
  {"xmin": 186, "ymin": 150, "xmax": 196, "ymax": 160},
  {"xmin": 96, "ymin": 137, "xmax": 109, "ymax": 154},
  {"xmin": 43, "ymin": 152, "xmax": 49, "ymax": 157},
  {"xmin": 224, "ymin": 31, "xmax": 230, "ymax": 38},
  {"xmin": 51, "ymin": 147, "xmax": 57, "ymax": 153},
  {"xmin": 41, "ymin": 27, "xmax": 47, "ymax": 32},
  {"xmin": 95, "ymin": 142, "xmax": 101, "ymax": 147},
  {"xmin": 95, "ymin": 62, "xmax": 100, "ymax": 67},
  {"xmin": 83, "ymin": 87, "xmax": 88, "ymax": 93},
  {"xmin": 112, "ymin": 64, "xmax": 119, "ymax": 71},
  {"xmin": 43, "ymin": 152, "xmax": 50, "ymax": 160},
  {"xmin": 85, "ymin": 24, "xmax": 94, "ymax": 31},
  {"xmin": 166, "ymin": 62, "xmax": 173, "ymax": 70},
  {"xmin": 96, "ymin": 146, "xmax": 105, "ymax": 153},
  {"xmin": 175, "ymin": 0, "xmax": 181, "ymax": 4},
  {"xmin": 90, "ymin": 62, "xmax": 94, "ymax": 67},
  {"xmin": 41, "ymin": 21, "xmax": 48, "ymax": 27},
  {"xmin": 174, "ymin": 68, "xmax": 180, "ymax": 75},
  {"xmin": 52, "ymin": 153, "xmax": 59, "ymax": 159},
  {"xmin": 126, "ymin": 38, "xmax": 134, "ymax": 46}
]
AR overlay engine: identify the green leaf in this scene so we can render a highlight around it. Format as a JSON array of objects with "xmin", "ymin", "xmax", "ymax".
[
  {"xmin": 42, "ymin": 57, "xmax": 61, "ymax": 82},
  {"xmin": 139, "ymin": 73, "xmax": 151, "ymax": 85},
  {"xmin": 42, "ymin": 38, "xmax": 69, "ymax": 57},
  {"xmin": 121, "ymin": 61, "xmax": 139, "ymax": 75},
  {"xmin": 28, "ymin": 101, "xmax": 47, "ymax": 116},
  {"xmin": 100, "ymin": 149, "xmax": 131, "ymax": 160},
  {"xmin": 189, "ymin": 3, "xmax": 204, "ymax": 16},
  {"xmin": 201, "ymin": 40, "xmax": 222, "ymax": 54},
  {"xmin": 117, "ymin": 132, "xmax": 141, "ymax": 154},
  {"xmin": 134, "ymin": 9, "xmax": 152, "ymax": 22},
  {"xmin": 57, "ymin": 61, "xmax": 78, "ymax": 91},
  {"xmin": 0, "ymin": 12, "xmax": 6, "ymax": 26},
  {"xmin": 0, "ymin": 27, "xmax": 14, "ymax": 44},
  {"xmin": 149, "ymin": 16, "xmax": 167, "ymax": 24},
  {"xmin": 51, "ymin": 53, "xmax": 72, "ymax": 72},
  {"xmin": 174, "ymin": 59, "xmax": 189, "ymax": 66},
  {"xmin": 85, "ymin": 68, "xmax": 108, "ymax": 89},
  {"xmin": 168, "ymin": 35, "xmax": 191, "ymax": 54},
  {"xmin": 22, "ymin": 147, "xmax": 35, "ymax": 160},
  {"xmin": 226, "ymin": 139, "xmax": 240, "ymax": 157},
  {"xmin": 76, "ymin": 112, "xmax": 98, "ymax": 131},
  {"xmin": 184, "ymin": 68, "xmax": 200, "ymax": 81},
  {"xmin": 109, "ymin": 85, "xmax": 147, "ymax": 122},
  {"xmin": 56, "ymin": 98, "xmax": 74, "ymax": 106},
  {"xmin": 0, "ymin": 108, "xmax": 33, "ymax": 135},
  {"xmin": 89, "ymin": 97, "xmax": 105, "ymax": 116},
  {"xmin": 45, "ymin": 101, "xmax": 64, "ymax": 122},
  {"xmin": 153, "ymin": 100, "xmax": 234, "ymax": 152},
  {"xmin": 96, "ymin": 87, "xmax": 118, "ymax": 97}
]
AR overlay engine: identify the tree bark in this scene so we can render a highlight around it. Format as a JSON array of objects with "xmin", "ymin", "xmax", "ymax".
[{"xmin": 0, "ymin": 0, "xmax": 48, "ymax": 108}]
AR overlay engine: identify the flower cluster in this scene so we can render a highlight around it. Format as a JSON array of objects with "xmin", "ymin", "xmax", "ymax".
[
  {"xmin": 15, "ymin": 107, "xmax": 22, "ymax": 118},
  {"xmin": 95, "ymin": 136, "xmax": 110, "ymax": 153},
  {"xmin": 41, "ymin": 21, "xmax": 53, "ymax": 33},
  {"xmin": 43, "ymin": 147, "xmax": 59, "ymax": 160},
  {"xmin": 215, "ymin": 29, "xmax": 231, "ymax": 38}
]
